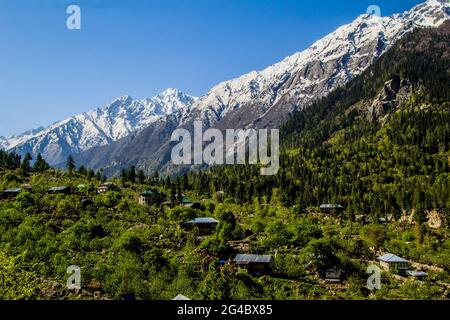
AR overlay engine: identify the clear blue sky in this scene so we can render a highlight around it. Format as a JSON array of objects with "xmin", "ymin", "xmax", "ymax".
[{"xmin": 0, "ymin": 0, "xmax": 424, "ymax": 136}]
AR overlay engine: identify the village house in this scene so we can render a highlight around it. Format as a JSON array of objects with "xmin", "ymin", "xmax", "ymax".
[
  {"xmin": 175, "ymin": 195, "xmax": 203, "ymax": 209},
  {"xmin": 180, "ymin": 195, "xmax": 192, "ymax": 205},
  {"xmin": 47, "ymin": 186, "xmax": 72, "ymax": 195},
  {"xmin": 406, "ymin": 270, "xmax": 428, "ymax": 279},
  {"xmin": 182, "ymin": 217, "xmax": 218, "ymax": 236},
  {"xmin": 182, "ymin": 201, "xmax": 203, "ymax": 210},
  {"xmin": 377, "ymin": 253, "xmax": 410, "ymax": 272},
  {"xmin": 97, "ymin": 182, "xmax": 116, "ymax": 194},
  {"xmin": 320, "ymin": 204, "xmax": 344, "ymax": 215},
  {"xmin": 21, "ymin": 184, "xmax": 33, "ymax": 192},
  {"xmin": 180, "ymin": 196, "xmax": 191, "ymax": 204},
  {"xmin": 234, "ymin": 254, "xmax": 274, "ymax": 275},
  {"xmin": 139, "ymin": 189, "xmax": 164, "ymax": 207},
  {"xmin": 325, "ymin": 269, "xmax": 343, "ymax": 283},
  {"xmin": 1, "ymin": 188, "xmax": 23, "ymax": 200}
]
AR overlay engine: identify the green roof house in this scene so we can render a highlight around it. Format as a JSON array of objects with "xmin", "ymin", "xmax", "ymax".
[{"xmin": 139, "ymin": 188, "xmax": 164, "ymax": 206}]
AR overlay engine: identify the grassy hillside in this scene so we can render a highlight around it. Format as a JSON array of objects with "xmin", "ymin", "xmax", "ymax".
[{"xmin": 0, "ymin": 167, "xmax": 448, "ymax": 300}]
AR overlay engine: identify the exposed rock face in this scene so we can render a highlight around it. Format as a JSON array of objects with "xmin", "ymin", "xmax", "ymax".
[{"xmin": 367, "ymin": 77, "xmax": 413, "ymax": 121}]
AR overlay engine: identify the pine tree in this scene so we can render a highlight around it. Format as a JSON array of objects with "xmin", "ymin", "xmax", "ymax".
[
  {"xmin": 128, "ymin": 166, "xmax": 136, "ymax": 183},
  {"xmin": 20, "ymin": 153, "xmax": 32, "ymax": 176},
  {"xmin": 137, "ymin": 170, "xmax": 146, "ymax": 184},
  {"xmin": 66, "ymin": 155, "xmax": 75, "ymax": 175}
]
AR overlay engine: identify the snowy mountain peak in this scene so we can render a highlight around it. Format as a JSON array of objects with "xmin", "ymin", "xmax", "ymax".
[
  {"xmin": 152, "ymin": 88, "xmax": 198, "ymax": 114},
  {"xmin": 158, "ymin": 88, "xmax": 181, "ymax": 97},
  {"xmin": 404, "ymin": 0, "xmax": 449, "ymax": 26},
  {"xmin": 116, "ymin": 95, "xmax": 133, "ymax": 103},
  {"xmin": 0, "ymin": 0, "xmax": 447, "ymax": 168},
  {"xmin": 426, "ymin": 0, "xmax": 448, "ymax": 5},
  {"xmin": 0, "ymin": 88, "xmax": 196, "ymax": 164},
  {"xmin": 186, "ymin": 0, "xmax": 448, "ymax": 127}
]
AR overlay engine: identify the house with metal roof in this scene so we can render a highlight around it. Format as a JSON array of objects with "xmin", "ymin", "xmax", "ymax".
[
  {"xmin": 325, "ymin": 269, "xmax": 343, "ymax": 283},
  {"xmin": 234, "ymin": 254, "xmax": 274, "ymax": 275},
  {"xmin": 180, "ymin": 196, "xmax": 191, "ymax": 204},
  {"xmin": 179, "ymin": 196, "xmax": 198, "ymax": 206},
  {"xmin": 320, "ymin": 204, "xmax": 344, "ymax": 215},
  {"xmin": 407, "ymin": 270, "xmax": 428, "ymax": 279},
  {"xmin": 47, "ymin": 186, "xmax": 71, "ymax": 194},
  {"xmin": 1, "ymin": 188, "xmax": 23, "ymax": 200},
  {"xmin": 183, "ymin": 217, "xmax": 219, "ymax": 236},
  {"xmin": 377, "ymin": 253, "xmax": 410, "ymax": 272},
  {"xmin": 182, "ymin": 201, "xmax": 203, "ymax": 210}
]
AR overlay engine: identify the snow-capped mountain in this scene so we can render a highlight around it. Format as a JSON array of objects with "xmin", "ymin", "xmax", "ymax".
[
  {"xmin": 1, "ymin": 0, "xmax": 448, "ymax": 172},
  {"xmin": 0, "ymin": 89, "xmax": 196, "ymax": 165},
  {"xmin": 181, "ymin": 0, "xmax": 449, "ymax": 130},
  {"xmin": 74, "ymin": 0, "xmax": 448, "ymax": 176}
]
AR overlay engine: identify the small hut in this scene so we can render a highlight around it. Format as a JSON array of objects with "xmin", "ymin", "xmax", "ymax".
[
  {"xmin": 325, "ymin": 269, "xmax": 342, "ymax": 283},
  {"xmin": 320, "ymin": 204, "xmax": 344, "ymax": 215},
  {"xmin": 47, "ymin": 186, "xmax": 71, "ymax": 195},
  {"xmin": 2, "ymin": 188, "xmax": 23, "ymax": 200},
  {"xmin": 183, "ymin": 217, "xmax": 218, "ymax": 236},
  {"xmin": 97, "ymin": 182, "xmax": 116, "ymax": 194},
  {"xmin": 234, "ymin": 254, "xmax": 274, "ymax": 275},
  {"xmin": 377, "ymin": 253, "xmax": 409, "ymax": 272}
]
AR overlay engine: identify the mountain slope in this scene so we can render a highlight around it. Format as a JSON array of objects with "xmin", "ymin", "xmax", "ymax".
[
  {"xmin": 0, "ymin": 89, "xmax": 196, "ymax": 165},
  {"xmin": 186, "ymin": 20, "xmax": 450, "ymax": 215},
  {"xmin": 184, "ymin": 0, "xmax": 448, "ymax": 129},
  {"xmin": 76, "ymin": 0, "xmax": 449, "ymax": 176}
]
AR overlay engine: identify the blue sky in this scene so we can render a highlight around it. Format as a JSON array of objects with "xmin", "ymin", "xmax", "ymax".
[{"xmin": 0, "ymin": 0, "xmax": 424, "ymax": 136}]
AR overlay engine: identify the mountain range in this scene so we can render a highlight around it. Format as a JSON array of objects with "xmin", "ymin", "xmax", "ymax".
[
  {"xmin": 1, "ymin": 0, "xmax": 448, "ymax": 175},
  {"xmin": 0, "ymin": 89, "xmax": 197, "ymax": 165}
]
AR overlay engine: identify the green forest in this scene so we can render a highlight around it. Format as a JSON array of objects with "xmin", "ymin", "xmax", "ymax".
[{"xmin": 0, "ymin": 25, "xmax": 449, "ymax": 300}]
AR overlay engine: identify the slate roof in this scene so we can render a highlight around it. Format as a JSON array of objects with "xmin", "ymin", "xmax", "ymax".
[
  {"xmin": 141, "ymin": 189, "xmax": 160, "ymax": 196},
  {"xmin": 181, "ymin": 196, "xmax": 193, "ymax": 204},
  {"xmin": 320, "ymin": 204, "xmax": 344, "ymax": 209},
  {"xmin": 234, "ymin": 254, "xmax": 273, "ymax": 264},
  {"xmin": 3, "ymin": 188, "xmax": 23, "ymax": 193},
  {"xmin": 325, "ymin": 269, "xmax": 342, "ymax": 278},
  {"xmin": 407, "ymin": 270, "xmax": 428, "ymax": 277},
  {"xmin": 377, "ymin": 253, "xmax": 408, "ymax": 263},
  {"xmin": 48, "ymin": 186, "xmax": 69, "ymax": 192},
  {"xmin": 186, "ymin": 218, "xmax": 218, "ymax": 224}
]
